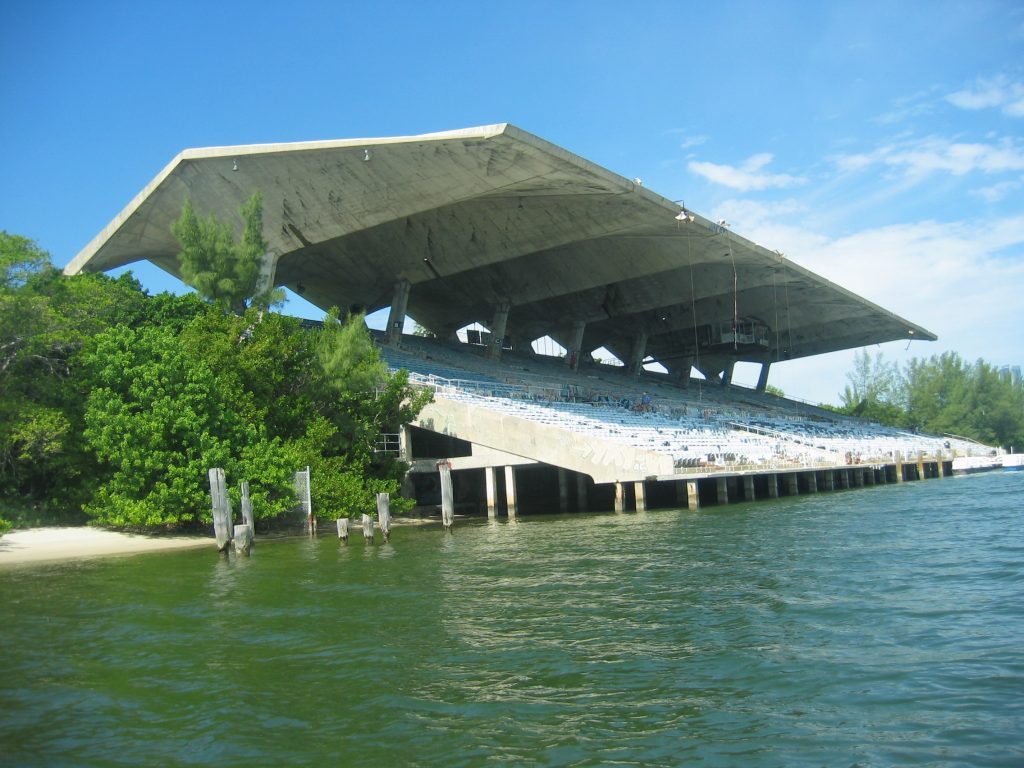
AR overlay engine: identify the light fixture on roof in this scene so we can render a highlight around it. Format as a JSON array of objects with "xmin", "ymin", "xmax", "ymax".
[
  {"xmin": 675, "ymin": 209, "xmax": 694, "ymax": 223},
  {"xmin": 633, "ymin": 178, "xmax": 643, "ymax": 186},
  {"xmin": 232, "ymin": 159, "xmax": 238, "ymax": 171},
  {"xmin": 364, "ymin": 149, "xmax": 371, "ymax": 161},
  {"xmin": 717, "ymin": 219, "xmax": 730, "ymax": 228}
]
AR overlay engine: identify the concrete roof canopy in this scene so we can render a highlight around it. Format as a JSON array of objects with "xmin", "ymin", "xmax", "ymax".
[{"xmin": 65, "ymin": 123, "xmax": 935, "ymax": 379}]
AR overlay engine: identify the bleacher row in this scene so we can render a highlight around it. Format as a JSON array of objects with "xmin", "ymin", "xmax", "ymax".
[{"xmin": 376, "ymin": 333, "xmax": 986, "ymax": 473}]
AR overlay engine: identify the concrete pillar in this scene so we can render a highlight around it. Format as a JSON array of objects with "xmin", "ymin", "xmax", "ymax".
[
  {"xmin": 485, "ymin": 466, "xmax": 498, "ymax": 519},
  {"xmin": 767, "ymin": 474, "xmax": 779, "ymax": 498},
  {"xmin": 686, "ymin": 480, "xmax": 700, "ymax": 510},
  {"xmin": 676, "ymin": 359, "xmax": 693, "ymax": 388},
  {"xmin": 839, "ymin": 469, "xmax": 850, "ymax": 489},
  {"xmin": 743, "ymin": 475, "xmax": 755, "ymax": 501},
  {"xmin": 720, "ymin": 360, "xmax": 735, "ymax": 387},
  {"xmin": 715, "ymin": 476, "xmax": 728, "ymax": 505},
  {"xmin": 821, "ymin": 470, "xmax": 834, "ymax": 491},
  {"xmin": 628, "ymin": 332, "xmax": 649, "ymax": 377},
  {"xmin": 488, "ymin": 300, "xmax": 511, "ymax": 359},
  {"xmin": 806, "ymin": 472, "xmax": 818, "ymax": 493},
  {"xmin": 558, "ymin": 468, "xmax": 569, "ymax": 513},
  {"xmin": 864, "ymin": 468, "xmax": 875, "ymax": 486},
  {"xmin": 504, "ymin": 465, "xmax": 517, "ymax": 518},
  {"xmin": 916, "ymin": 454, "xmax": 926, "ymax": 482},
  {"xmin": 756, "ymin": 362, "xmax": 771, "ymax": 393},
  {"xmin": 784, "ymin": 473, "xmax": 798, "ymax": 496},
  {"xmin": 937, "ymin": 458, "xmax": 946, "ymax": 478},
  {"xmin": 634, "ymin": 481, "xmax": 646, "ymax": 512},
  {"xmin": 895, "ymin": 453, "xmax": 905, "ymax": 483},
  {"xmin": 566, "ymin": 320, "xmax": 586, "ymax": 371},
  {"xmin": 614, "ymin": 482, "xmax": 625, "ymax": 513},
  {"xmin": 576, "ymin": 474, "xmax": 588, "ymax": 512},
  {"xmin": 384, "ymin": 278, "xmax": 410, "ymax": 346}
]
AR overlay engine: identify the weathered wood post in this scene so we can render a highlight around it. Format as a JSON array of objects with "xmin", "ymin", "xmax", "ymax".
[
  {"xmin": 377, "ymin": 493, "xmax": 392, "ymax": 542},
  {"xmin": 208, "ymin": 467, "xmax": 232, "ymax": 553},
  {"xmin": 438, "ymin": 459, "xmax": 454, "ymax": 531},
  {"xmin": 361, "ymin": 513, "xmax": 374, "ymax": 544},
  {"xmin": 240, "ymin": 480, "xmax": 254, "ymax": 547},
  {"xmin": 336, "ymin": 517, "xmax": 349, "ymax": 543},
  {"xmin": 232, "ymin": 524, "xmax": 253, "ymax": 556},
  {"xmin": 295, "ymin": 467, "xmax": 315, "ymax": 535}
]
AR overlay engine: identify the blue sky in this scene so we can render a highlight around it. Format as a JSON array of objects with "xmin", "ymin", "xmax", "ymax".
[{"xmin": 3, "ymin": 0, "xmax": 1023, "ymax": 404}]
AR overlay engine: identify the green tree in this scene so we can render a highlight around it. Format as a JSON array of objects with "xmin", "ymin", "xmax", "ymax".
[{"xmin": 172, "ymin": 192, "xmax": 283, "ymax": 314}]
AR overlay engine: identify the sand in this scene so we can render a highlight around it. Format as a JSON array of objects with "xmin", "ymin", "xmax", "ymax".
[{"xmin": 0, "ymin": 526, "xmax": 212, "ymax": 566}]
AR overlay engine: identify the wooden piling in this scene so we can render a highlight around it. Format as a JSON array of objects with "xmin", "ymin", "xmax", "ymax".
[
  {"xmin": 336, "ymin": 517, "xmax": 349, "ymax": 543},
  {"xmin": 377, "ymin": 492, "xmax": 391, "ymax": 542},
  {"xmin": 208, "ymin": 467, "xmax": 231, "ymax": 552},
  {"xmin": 232, "ymin": 524, "xmax": 253, "ymax": 556},
  {"xmin": 361, "ymin": 513, "xmax": 374, "ymax": 544},
  {"xmin": 240, "ymin": 481, "xmax": 254, "ymax": 546}
]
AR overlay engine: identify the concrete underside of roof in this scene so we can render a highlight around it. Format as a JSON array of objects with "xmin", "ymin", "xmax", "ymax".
[{"xmin": 65, "ymin": 123, "xmax": 934, "ymax": 382}]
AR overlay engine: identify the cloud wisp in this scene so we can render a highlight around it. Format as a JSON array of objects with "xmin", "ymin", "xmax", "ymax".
[
  {"xmin": 688, "ymin": 153, "xmax": 806, "ymax": 192},
  {"xmin": 947, "ymin": 74, "xmax": 1024, "ymax": 117}
]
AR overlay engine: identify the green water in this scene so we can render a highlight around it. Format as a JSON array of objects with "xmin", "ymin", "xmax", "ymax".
[{"xmin": 2, "ymin": 473, "xmax": 1022, "ymax": 767}]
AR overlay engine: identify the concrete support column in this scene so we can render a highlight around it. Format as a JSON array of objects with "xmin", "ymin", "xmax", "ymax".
[
  {"xmin": 839, "ymin": 470, "xmax": 850, "ymax": 489},
  {"xmin": 853, "ymin": 469, "xmax": 864, "ymax": 487},
  {"xmin": 916, "ymin": 454, "xmax": 926, "ymax": 482},
  {"xmin": 566, "ymin": 320, "xmax": 586, "ymax": 371},
  {"xmin": 485, "ymin": 466, "xmax": 498, "ymax": 518},
  {"xmin": 743, "ymin": 475, "xmax": 755, "ymax": 501},
  {"xmin": 504, "ymin": 465, "xmax": 517, "ymax": 518},
  {"xmin": 806, "ymin": 472, "xmax": 818, "ymax": 493},
  {"xmin": 634, "ymin": 481, "xmax": 646, "ymax": 512},
  {"xmin": 821, "ymin": 470, "xmax": 834, "ymax": 491},
  {"xmin": 715, "ymin": 477, "xmax": 728, "ymax": 505},
  {"xmin": 384, "ymin": 278, "xmax": 410, "ymax": 346},
  {"xmin": 558, "ymin": 468, "xmax": 569, "ymax": 513},
  {"xmin": 756, "ymin": 362, "xmax": 771, "ymax": 393},
  {"xmin": 864, "ymin": 468, "xmax": 875, "ymax": 486},
  {"xmin": 628, "ymin": 332, "xmax": 649, "ymax": 377},
  {"xmin": 767, "ymin": 474, "xmax": 779, "ymax": 498},
  {"xmin": 614, "ymin": 482, "xmax": 625, "ymax": 513},
  {"xmin": 676, "ymin": 358, "xmax": 693, "ymax": 388},
  {"xmin": 398, "ymin": 425, "xmax": 412, "ymax": 463},
  {"xmin": 895, "ymin": 453, "xmax": 905, "ymax": 483},
  {"xmin": 785, "ymin": 473, "xmax": 799, "ymax": 496},
  {"xmin": 686, "ymin": 480, "xmax": 700, "ymax": 510},
  {"xmin": 488, "ymin": 300, "xmax": 511, "ymax": 360},
  {"xmin": 576, "ymin": 475, "xmax": 588, "ymax": 512},
  {"xmin": 720, "ymin": 360, "xmax": 735, "ymax": 387}
]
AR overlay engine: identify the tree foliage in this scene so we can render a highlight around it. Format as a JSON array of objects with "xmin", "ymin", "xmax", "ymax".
[
  {"xmin": 0, "ymin": 230, "xmax": 431, "ymax": 530},
  {"xmin": 838, "ymin": 349, "xmax": 1024, "ymax": 449},
  {"xmin": 172, "ymin": 192, "xmax": 283, "ymax": 314}
]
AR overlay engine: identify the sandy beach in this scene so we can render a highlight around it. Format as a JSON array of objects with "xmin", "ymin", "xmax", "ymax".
[{"xmin": 0, "ymin": 526, "xmax": 212, "ymax": 566}]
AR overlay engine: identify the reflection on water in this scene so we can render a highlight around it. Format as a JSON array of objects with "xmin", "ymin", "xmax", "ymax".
[{"xmin": 1, "ymin": 473, "xmax": 1023, "ymax": 766}]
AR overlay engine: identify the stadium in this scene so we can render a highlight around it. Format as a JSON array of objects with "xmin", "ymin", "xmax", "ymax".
[{"xmin": 65, "ymin": 124, "xmax": 991, "ymax": 516}]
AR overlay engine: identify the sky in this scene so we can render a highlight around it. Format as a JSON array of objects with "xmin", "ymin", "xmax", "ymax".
[{"xmin": 3, "ymin": 0, "xmax": 1023, "ymax": 404}]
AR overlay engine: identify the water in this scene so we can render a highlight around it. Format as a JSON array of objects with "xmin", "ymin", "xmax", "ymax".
[{"xmin": 2, "ymin": 473, "xmax": 1022, "ymax": 767}]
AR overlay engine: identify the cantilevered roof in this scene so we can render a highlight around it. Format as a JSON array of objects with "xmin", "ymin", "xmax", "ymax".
[{"xmin": 66, "ymin": 123, "xmax": 934, "ymax": 375}]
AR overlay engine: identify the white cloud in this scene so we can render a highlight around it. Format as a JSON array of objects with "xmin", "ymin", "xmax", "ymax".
[
  {"xmin": 971, "ymin": 179, "xmax": 1022, "ymax": 203},
  {"xmin": 832, "ymin": 135, "xmax": 1024, "ymax": 180},
  {"xmin": 678, "ymin": 135, "xmax": 707, "ymax": 151},
  {"xmin": 946, "ymin": 75, "xmax": 1024, "ymax": 117},
  {"xmin": 688, "ymin": 153, "xmax": 806, "ymax": 192}
]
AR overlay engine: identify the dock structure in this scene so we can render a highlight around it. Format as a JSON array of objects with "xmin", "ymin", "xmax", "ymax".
[{"xmin": 64, "ymin": 124, "xmax": 996, "ymax": 518}]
